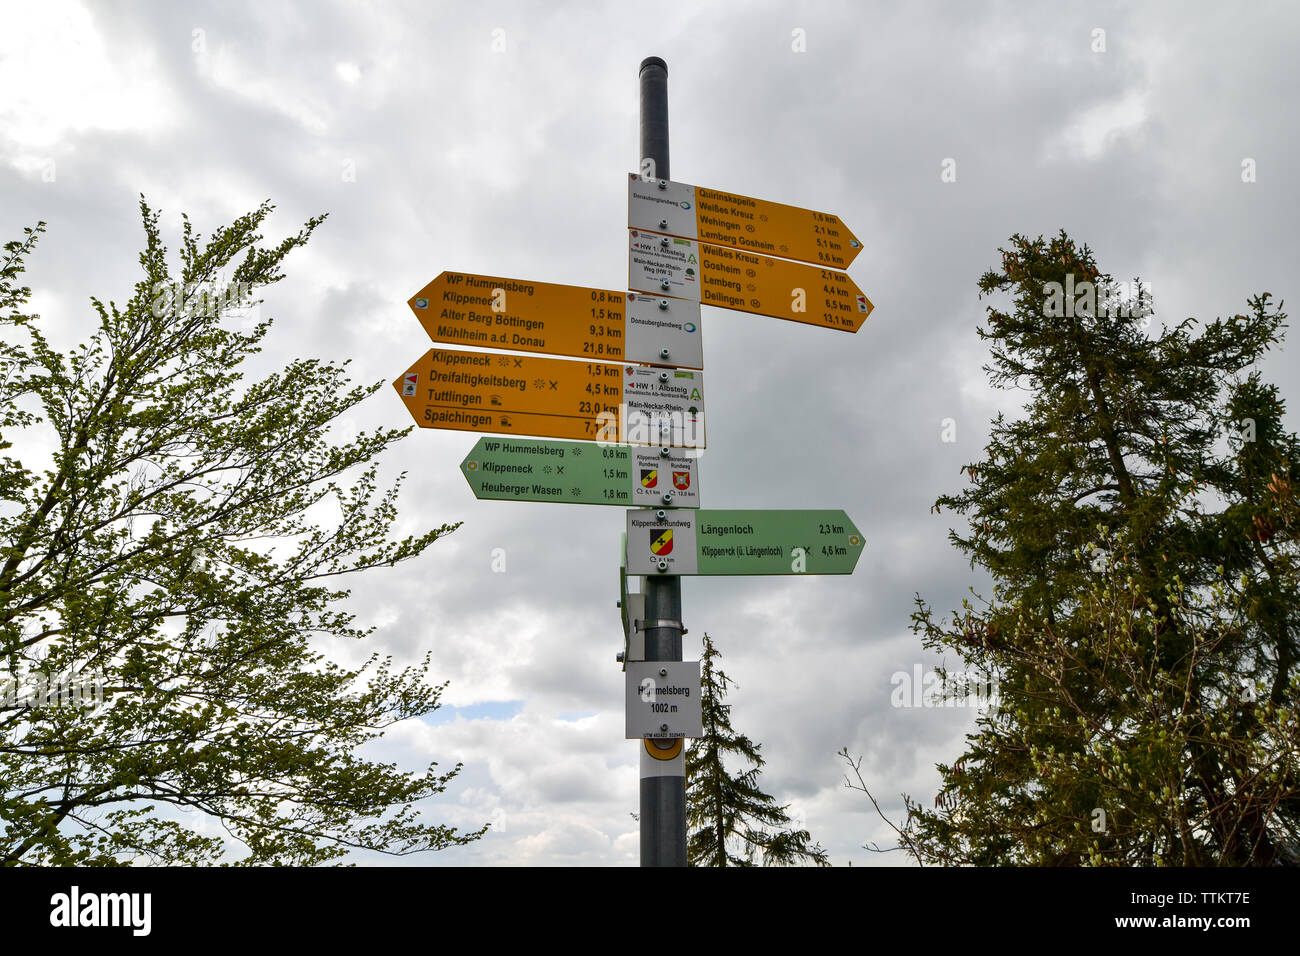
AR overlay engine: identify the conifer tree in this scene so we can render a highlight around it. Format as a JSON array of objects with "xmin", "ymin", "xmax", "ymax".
[
  {"xmin": 899, "ymin": 231, "xmax": 1299, "ymax": 865},
  {"xmin": 686, "ymin": 632, "xmax": 829, "ymax": 866}
]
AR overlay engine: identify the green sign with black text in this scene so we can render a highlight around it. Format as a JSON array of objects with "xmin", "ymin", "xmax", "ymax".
[
  {"xmin": 624, "ymin": 509, "xmax": 864, "ymax": 575},
  {"xmin": 461, "ymin": 438, "xmax": 700, "ymax": 508}
]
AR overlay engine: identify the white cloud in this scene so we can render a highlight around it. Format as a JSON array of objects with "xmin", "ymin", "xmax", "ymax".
[
  {"xmin": 1045, "ymin": 89, "xmax": 1149, "ymax": 162},
  {"xmin": 0, "ymin": 0, "xmax": 177, "ymax": 153}
]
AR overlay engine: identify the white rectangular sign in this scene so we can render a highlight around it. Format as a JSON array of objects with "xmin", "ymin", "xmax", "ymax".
[
  {"xmin": 626, "ymin": 509, "xmax": 699, "ymax": 575},
  {"xmin": 630, "ymin": 450, "xmax": 700, "ymax": 508},
  {"xmin": 628, "ymin": 176, "xmax": 698, "ymax": 242},
  {"xmin": 620, "ymin": 365, "xmax": 705, "ymax": 449},
  {"xmin": 629, "ymin": 231, "xmax": 701, "ymax": 302},
  {"xmin": 624, "ymin": 291, "xmax": 703, "ymax": 370},
  {"xmin": 626, "ymin": 661, "xmax": 702, "ymax": 739}
]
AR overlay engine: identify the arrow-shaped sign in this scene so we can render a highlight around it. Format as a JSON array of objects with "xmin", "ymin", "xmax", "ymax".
[
  {"xmin": 625, "ymin": 509, "xmax": 865, "ymax": 575},
  {"xmin": 460, "ymin": 437, "xmax": 700, "ymax": 508},
  {"xmin": 409, "ymin": 272, "xmax": 703, "ymax": 369},
  {"xmin": 394, "ymin": 349, "xmax": 706, "ymax": 447},
  {"xmin": 628, "ymin": 174, "xmax": 862, "ymax": 270},
  {"xmin": 628, "ymin": 231, "xmax": 873, "ymax": 332}
]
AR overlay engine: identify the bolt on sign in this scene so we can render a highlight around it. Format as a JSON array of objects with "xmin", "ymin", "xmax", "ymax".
[
  {"xmin": 409, "ymin": 271, "xmax": 704, "ymax": 370},
  {"xmin": 625, "ymin": 509, "xmax": 865, "ymax": 575},
  {"xmin": 394, "ymin": 349, "xmax": 706, "ymax": 447},
  {"xmin": 460, "ymin": 437, "xmax": 700, "ymax": 508},
  {"xmin": 628, "ymin": 231, "xmax": 873, "ymax": 332},
  {"xmin": 627, "ymin": 173, "xmax": 862, "ymax": 270}
]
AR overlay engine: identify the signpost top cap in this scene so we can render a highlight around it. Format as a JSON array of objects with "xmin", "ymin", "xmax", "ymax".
[{"xmin": 640, "ymin": 56, "xmax": 667, "ymax": 75}]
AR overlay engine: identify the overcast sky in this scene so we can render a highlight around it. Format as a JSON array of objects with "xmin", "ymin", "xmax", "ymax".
[{"xmin": 3, "ymin": 0, "xmax": 1297, "ymax": 866}]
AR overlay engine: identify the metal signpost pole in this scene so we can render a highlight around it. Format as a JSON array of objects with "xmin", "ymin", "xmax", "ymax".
[
  {"xmin": 395, "ymin": 53, "xmax": 871, "ymax": 869},
  {"xmin": 637, "ymin": 55, "xmax": 687, "ymax": 868}
]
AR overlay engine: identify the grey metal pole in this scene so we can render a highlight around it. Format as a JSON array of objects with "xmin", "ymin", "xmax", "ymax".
[
  {"xmin": 637, "ymin": 55, "xmax": 687, "ymax": 868},
  {"xmin": 638, "ymin": 56, "xmax": 670, "ymax": 181}
]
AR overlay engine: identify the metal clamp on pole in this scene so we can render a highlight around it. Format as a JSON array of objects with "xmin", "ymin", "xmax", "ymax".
[{"xmin": 637, "ymin": 618, "xmax": 685, "ymax": 633}]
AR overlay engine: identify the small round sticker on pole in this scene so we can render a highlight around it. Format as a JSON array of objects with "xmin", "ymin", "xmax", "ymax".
[{"xmin": 645, "ymin": 738, "xmax": 682, "ymax": 760}]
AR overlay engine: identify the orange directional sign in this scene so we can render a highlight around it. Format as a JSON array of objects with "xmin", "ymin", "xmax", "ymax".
[
  {"xmin": 628, "ymin": 173, "xmax": 862, "ymax": 269},
  {"xmin": 409, "ymin": 272, "xmax": 703, "ymax": 369},
  {"xmin": 628, "ymin": 231, "xmax": 873, "ymax": 332},
  {"xmin": 394, "ymin": 349, "xmax": 706, "ymax": 447}
]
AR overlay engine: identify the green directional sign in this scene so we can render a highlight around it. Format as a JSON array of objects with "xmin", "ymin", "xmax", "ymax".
[
  {"xmin": 461, "ymin": 438, "xmax": 701, "ymax": 508},
  {"xmin": 625, "ymin": 509, "xmax": 864, "ymax": 575}
]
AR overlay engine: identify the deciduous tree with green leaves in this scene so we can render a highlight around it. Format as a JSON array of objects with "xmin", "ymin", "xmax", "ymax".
[
  {"xmin": 898, "ymin": 231, "xmax": 1299, "ymax": 865},
  {"xmin": 0, "ymin": 200, "xmax": 483, "ymax": 864},
  {"xmin": 686, "ymin": 632, "xmax": 829, "ymax": 866}
]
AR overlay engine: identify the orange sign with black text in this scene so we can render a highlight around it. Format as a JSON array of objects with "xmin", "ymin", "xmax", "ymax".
[
  {"xmin": 628, "ymin": 232, "xmax": 873, "ymax": 332},
  {"xmin": 628, "ymin": 173, "xmax": 863, "ymax": 270},
  {"xmin": 408, "ymin": 272, "xmax": 704, "ymax": 369},
  {"xmin": 394, "ymin": 349, "xmax": 707, "ymax": 448}
]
